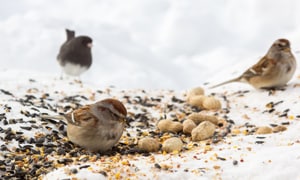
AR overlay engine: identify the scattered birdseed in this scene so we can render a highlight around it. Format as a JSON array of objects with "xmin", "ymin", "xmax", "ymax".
[
  {"xmin": 255, "ymin": 141, "xmax": 265, "ymax": 144},
  {"xmin": 20, "ymin": 126, "xmax": 32, "ymax": 131},
  {"xmin": 79, "ymin": 165, "xmax": 90, "ymax": 169},
  {"xmin": 154, "ymin": 163, "xmax": 162, "ymax": 169},
  {"xmin": 0, "ymin": 89, "xmax": 14, "ymax": 96},
  {"xmin": 233, "ymin": 160, "xmax": 238, "ymax": 166},
  {"xmin": 217, "ymin": 157, "xmax": 226, "ymax": 161},
  {"xmin": 70, "ymin": 168, "xmax": 78, "ymax": 174},
  {"xmin": 256, "ymin": 136, "xmax": 266, "ymax": 139}
]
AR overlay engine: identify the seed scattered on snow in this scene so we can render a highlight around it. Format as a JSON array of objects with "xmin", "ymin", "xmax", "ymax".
[
  {"xmin": 162, "ymin": 137, "xmax": 183, "ymax": 153},
  {"xmin": 3, "ymin": 75, "xmax": 296, "ymax": 179},
  {"xmin": 281, "ymin": 122, "xmax": 290, "ymax": 125},
  {"xmin": 191, "ymin": 121, "xmax": 216, "ymax": 141},
  {"xmin": 233, "ymin": 160, "xmax": 238, "ymax": 166},
  {"xmin": 255, "ymin": 141, "xmax": 265, "ymax": 144},
  {"xmin": 154, "ymin": 163, "xmax": 162, "ymax": 169},
  {"xmin": 20, "ymin": 126, "xmax": 32, "ymax": 131}
]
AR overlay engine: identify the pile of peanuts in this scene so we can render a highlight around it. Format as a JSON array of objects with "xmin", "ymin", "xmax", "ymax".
[{"xmin": 138, "ymin": 87, "xmax": 225, "ymax": 153}]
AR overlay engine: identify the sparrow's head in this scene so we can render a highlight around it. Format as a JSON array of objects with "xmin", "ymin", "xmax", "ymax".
[
  {"xmin": 271, "ymin": 38, "xmax": 291, "ymax": 52},
  {"xmin": 97, "ymin": 99, "xmax": 127, "ymax": 119}
]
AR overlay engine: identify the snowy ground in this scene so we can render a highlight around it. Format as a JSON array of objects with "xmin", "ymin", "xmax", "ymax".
[{"xmin": 0, "ymin": 69, "xmax": 299, "ymax": 180}]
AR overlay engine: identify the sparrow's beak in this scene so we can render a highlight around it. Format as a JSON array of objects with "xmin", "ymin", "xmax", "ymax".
[
  {"xmin": 283, "ymin": 47, "xmax": 291, "ymax": 52},
  {"xmin": 87, "ymin": 42, "xmax": 93, "ymax": 48}
]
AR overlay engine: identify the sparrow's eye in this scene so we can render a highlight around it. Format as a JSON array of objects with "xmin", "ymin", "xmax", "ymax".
[
  {"xmin": 278, "ymin": 43, "xmax": 286, "ymax": 47},
  {"xmin": 276, "ymin": 39, "xmax": 290, "ymax": 48}
]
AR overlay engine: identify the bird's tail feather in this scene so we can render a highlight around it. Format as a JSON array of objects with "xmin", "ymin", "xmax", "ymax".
[
  {"xmin": 66, "ymin": 29, "xmax": 75, "ymax": 41},
  {"xmin": 209, "ymin": 77, "xmax": 240, "ymax": 89},
  {"xmin": 40, "ymin": 114, "xmax": 65, "ymax": 121}
]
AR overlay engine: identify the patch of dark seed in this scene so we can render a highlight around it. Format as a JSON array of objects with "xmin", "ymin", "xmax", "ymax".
[
  {"xmin": 79, "ymin": 165, "xmax": 90, "ymax": 169},
  {"xmin": 0, "ymin": 88, "xmax": 237, "ymax": 179},
  {"xmin": 231, "ymin": 90, "xmax": 250, "ymax": 97},
  {"xmin": 20, "ymin": 126, "xmax": 32, "ymax": 131},
  {"xmin": 256, "ymin": 136, "xmax": 266, "ymax": 139},
  {"xmin": 278, "ymin": 109, "xmax": 290, "ymax": 118},
  {"xmin": 217, "ymin": 156, "xmax": 226, "ymax": 161},
  {"xmin": 154, "ymin": 163, "xmax": 162, "ymax": 169},
  {"xmin": 263, "ymin": 100, "xmax": 284, "ymax": 114},
  {"xmin": 281, "ymin": 122, "xmax": 290, "ymax": 125},
  {"xmin": 255, "ymin": 141, "xmax": 265, "ymax": 144},
  {"xmin": 269, "ymin": 124, "xmax": 278, "ymax": 127},
  {"xmin": 3, "ymin": 104, "xmax": 12, "ymax": 112},
  {"xmin": 29, "ymin": 78, "xmax": 36, "ymax": 82},
  {"xmin": 0, "ymin": 89, "xmax": 14, "ymax": 96}
]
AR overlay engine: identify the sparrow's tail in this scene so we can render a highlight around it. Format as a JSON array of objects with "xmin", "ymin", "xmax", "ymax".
[
  {"xmin": 40, "ymin": 114, "xmax": 65, "ymax": 121},
  {"xmin": 209, "ymin": 77, "xmax": 241, "ymax": 89}
]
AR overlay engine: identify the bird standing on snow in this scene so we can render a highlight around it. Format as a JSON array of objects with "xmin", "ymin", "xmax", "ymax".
[
  {"xmin": 41, "ymin": 98, "xmax": 127, "ymax": 152},
  {"xmin": 210, "ymin": 38, "xmax": 297, "ymax": 89},
  {"xmin": 57, "ymin": 29, "xmax": 93, "ymax": 77}
]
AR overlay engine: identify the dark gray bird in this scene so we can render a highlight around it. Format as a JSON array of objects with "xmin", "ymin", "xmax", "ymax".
[{"xmin": 57, "ymin": 29, "xmax": 93, "ymax": 77}]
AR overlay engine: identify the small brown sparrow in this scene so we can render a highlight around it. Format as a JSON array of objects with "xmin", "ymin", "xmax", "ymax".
[
  {"xmin": 210, "ymin": 38, "xmax": 297, "ymax": 89},
  {"xmin": 57, "ymin": 29, "xmax": 93, "ymax": 77},
  {"xmin": 41, "ymin": 98, "xmax": 127, "ymax": 152}
]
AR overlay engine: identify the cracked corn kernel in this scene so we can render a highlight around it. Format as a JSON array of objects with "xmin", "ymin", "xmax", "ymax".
[
  {"xmin": 204, "ymin": 145, "xmax": 212, "ymax": 152},
  {"xmin": 232, "ymin": 129, "xmax": 241, "ymax": 135},
  {"xmin": 115, "ymin": 172, "xmax": 121, "ymax": 179},
  {"xmin": 121, "ymin": 160, "xmax": 130, "ymax": 166}
]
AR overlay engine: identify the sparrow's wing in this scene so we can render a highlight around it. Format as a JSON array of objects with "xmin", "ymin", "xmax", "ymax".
[
  {"xmin": 64, "ymin": 105, "xmax": 98, "ymax": 127},
  {"xmin": 210, "ymin": 56, "xmax": 275, "ymax": 89},
  {"xmin": 242, "ymin": 56, "xmax": 276, "ymax": 79}
]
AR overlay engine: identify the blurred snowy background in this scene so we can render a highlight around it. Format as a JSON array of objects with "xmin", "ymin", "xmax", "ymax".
[{"xmin": 1, "ymin": 0, "xmax": 300, "ymax": 90}]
